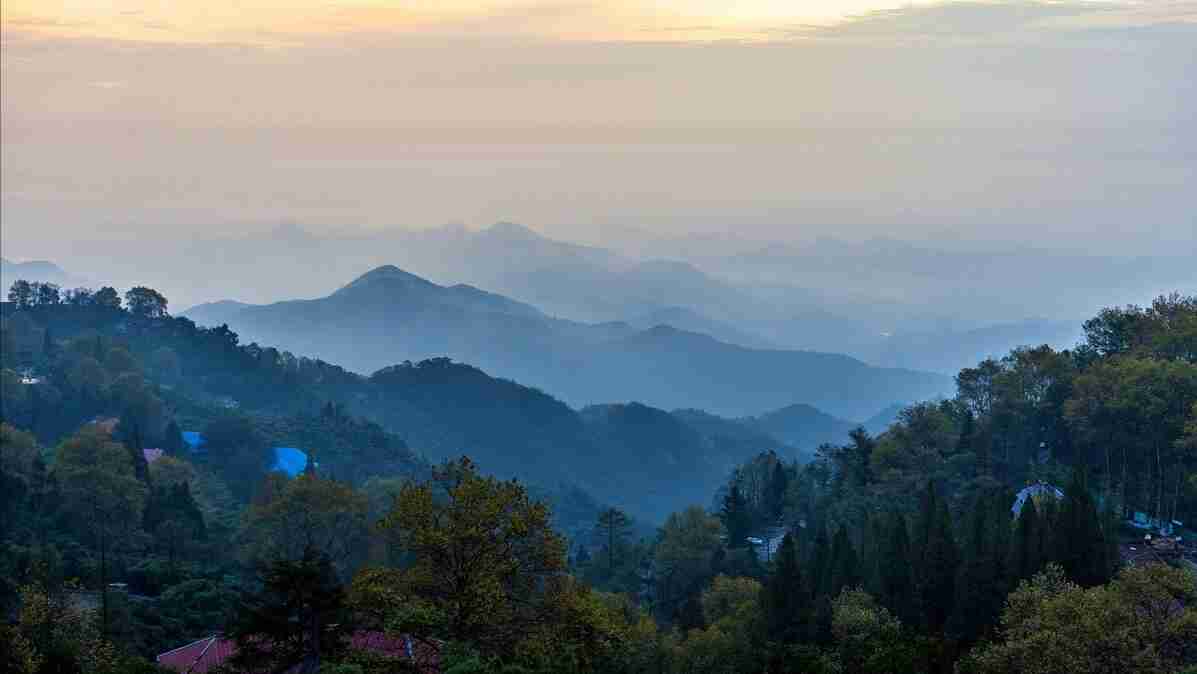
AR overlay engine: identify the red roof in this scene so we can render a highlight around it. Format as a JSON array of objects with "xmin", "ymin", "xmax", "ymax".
[
  {"xmin": 156, "ymin": 635, "xmax": 235, "ymax": 674},
  {"xmin": 156, "ymin": 631, "xmax": 438, "ymax": 673}
]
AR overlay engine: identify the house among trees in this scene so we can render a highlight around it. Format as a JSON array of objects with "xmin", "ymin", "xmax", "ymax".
[{"xmin": 156, "ymin": 632, "xmax": 439, "ymax": 673}]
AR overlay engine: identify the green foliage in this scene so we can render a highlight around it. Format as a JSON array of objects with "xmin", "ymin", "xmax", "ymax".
[
  {"xmin": 962, "ymin": 563, "xmax": 1197, "ymax": 674},
  {"xmin": 230, "ymin": 548, "xmax": 349, "ymax": 673}
]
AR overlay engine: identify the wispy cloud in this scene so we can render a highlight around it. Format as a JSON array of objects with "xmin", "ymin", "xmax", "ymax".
[{"xmin": 5, "ymin": 0, "xmax": 1193, "ymax": 47}]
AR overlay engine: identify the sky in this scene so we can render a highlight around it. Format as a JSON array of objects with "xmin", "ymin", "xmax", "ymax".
[{"xmin": 2, "ymin": 1, "xmax": 1195, "ymax": 265}]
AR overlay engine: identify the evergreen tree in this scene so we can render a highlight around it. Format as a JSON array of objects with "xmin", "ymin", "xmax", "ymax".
[
  {"xmin": 230, "ymin": 547, "xmax": 348, "ymax": 674},
  {"xmin": 115, "ymin": 408, "xmax": 150, "ymax": 483},
  {"xmin": 952, "ymin": 493, "xmax": 1005, "ymax": 643},
  {"xmin": 764, "ymin": 533, "xmax": 807, "ymax": 643},
  {"xmin": 766, "ymin": 462, "xmax": 789, "ymax": 520},
  {"xmin": 1009, "ymin": 497, "xmax": 1042, "ymax": 582},
  {"xmin": 807, "ymin": 524, "xmax": 832, "ymax": 602},
  {"xmin": 1055, "ymin": 468, "xmax": 1113, "ymax": 586},
  {"xmin": 915, "ymin": 483, "xmax": 959, "ymax": 634},
  {"xmin": 720, "ymin": 483, "xmax": 752, "ymax": 548},
  {"xmin": 162, "ymin": 420, "xmax": 185, "ymax": 455},
  {"xmin": 878, "ymin": 510, "xmax": 916, "ymax": 626},
  {"xmin": 827, "ymin": 525, "xmax": 860, "ymax": 596},
  {"xmin": 596, "ymin": 507, "xmax": 632, "ymax": 576}
]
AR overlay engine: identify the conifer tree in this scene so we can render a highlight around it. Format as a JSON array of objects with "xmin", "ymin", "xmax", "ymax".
[
  {"xmin": 764, "ymin": 533, "xmax": 807, "ymax": 643},
  {"xmin": 1055, "ymin": 468, "xmax": 1112, "ymax": 586},
  {"xmin": 808, "ymin": 524, "xmax": 832, "ymax": 601},
  {"xmin": 766, "ymin": 461, "xmax": 789, "ymax": 520},
  {"xmin": 596, "ymin": 507, "xmax": 632, "ymax": 576},
  {"xmin": 952, "ymin": 493, "xmax": 1006, "ymax": 642},
  {"xmin": 720, "ymin": 483, "xmax": 752, "ymax": 548},
  {"xmin": 230, "ymin": 547, "xmax": 348, "ymax": 673},
  {"xmin": 1009, "ymin": 497, "xmax": 1041, "ymax": 582},
  {"xmin": 162, "ymin": 420, "xmax": 185, "ymax": 455},
  {"xmin": 827, "ymin": 524, "xmax": 860, "ymax": 596},
  {"xmin": 915, "ymin": 483, "xmax": 959, "ymax": 634},
  {"xmin": 878, "ymin": 510, "xmax": 916, "ymax": 626}
]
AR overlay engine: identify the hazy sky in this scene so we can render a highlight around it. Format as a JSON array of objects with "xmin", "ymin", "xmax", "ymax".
[{"xmin": 3, "ymin": 1, "xmax": 1195, "ymax": 261}]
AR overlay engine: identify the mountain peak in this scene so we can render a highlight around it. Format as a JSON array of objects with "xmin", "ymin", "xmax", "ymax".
[
  {"xmin": 339, "ymin": 265, "xmax": 437, "ymax": 293},
  {"xmin": 482, "ymin": 221, "xmax": 542, "ymax": 241}
]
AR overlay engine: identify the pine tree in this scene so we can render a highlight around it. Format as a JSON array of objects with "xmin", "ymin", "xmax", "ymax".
[
  {"xmin": 596, "ymin": 507, "xmax": 632, "ymax": 576},
  {"xmin": 764, "ymin": 533, "xmax": 807, "ymax": 643},
  {"xmin": 878, "ymin": 510, "xmax": 916, "ymax": 626},
  {"xmin": 766, "ymin": 462, "xmax": 789, "ymax": 520},
  {"xmin": 807, "ymin": 524, "xmax": 831, "ymax": 601},
  {"xmin": 162, "ymin": 420, "xmax": 185, "ymax": 455},
  {"xmin": 720, "ymin": 483, "xmax": 752, "ymax": 548},
  {"xmin": 915, "ymin": 483, "xmax": 959, "ymax": 634},
  {"xmin": 1056, "ymin": 468, "xmax": 1111, "ymax": 586},
  {"xmin": 1009, "ymin": 497, "xmax": 1041, "ymax": 582},
  {"xmin": 951, "ymin": 493, "xmax": 1005, "ymax": 643},
  {"xmin": 827, "ymin": 524, "xmax": 860, "ymax": 596},
  {"xmin": 230, "ymin": 547, "xmax": 349, "ymax": 673}
]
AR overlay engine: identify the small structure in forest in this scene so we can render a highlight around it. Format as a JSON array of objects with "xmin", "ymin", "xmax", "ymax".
[{"xmin": 1011, "ymin": 481, "xmax": 1063, "ymax": 516}]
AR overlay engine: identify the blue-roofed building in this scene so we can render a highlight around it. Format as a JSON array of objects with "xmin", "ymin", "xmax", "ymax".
[
  {"xmin": 271, "ymin": 447, "xmax": 309, "ymax": 477},
  {"xmin": 182, "ymin": 431, "xmax": 206, "ymax": 453}
]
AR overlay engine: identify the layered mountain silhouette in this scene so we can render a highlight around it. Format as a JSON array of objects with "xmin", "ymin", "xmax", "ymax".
[
  {"xmin": 1, "ymin": 257, "xmax": 87, "ymax": 289},
  {"xmin": 184, "ymin": 264, "xmax": 951, "ymax": 419}
]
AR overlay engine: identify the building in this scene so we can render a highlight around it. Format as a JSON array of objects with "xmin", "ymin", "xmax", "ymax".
[
  {"xmin": 156, "ymin": 631, "xmax": 439, "ymax": 673},
  {"xmin": 1011, "ymin": 482, "xmax": 1063, "ymax": 516}
]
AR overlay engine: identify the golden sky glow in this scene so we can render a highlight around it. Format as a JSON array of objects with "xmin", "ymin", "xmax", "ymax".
[{"xmin": 2, "ymin": 0, "xmax": 940, "ymax": 44}]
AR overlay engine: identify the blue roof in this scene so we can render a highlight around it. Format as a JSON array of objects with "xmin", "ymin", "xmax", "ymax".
[
  {"xmin": 271, "ymin": 447, "xmax": 308, "ymax": 477},
  {"xmin": 182, "ymin": 431, "xmax": 205, "ymax": 452}
]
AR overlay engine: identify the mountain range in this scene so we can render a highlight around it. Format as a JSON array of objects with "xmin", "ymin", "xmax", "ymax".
[{"xmin": 184, "ymin": 264, "xmax": 952, "ymax": 420}]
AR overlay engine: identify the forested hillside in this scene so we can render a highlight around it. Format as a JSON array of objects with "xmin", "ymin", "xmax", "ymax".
[
  {"xmin": 2, "ymin": 285, "xmax": 1195, "ymax": 674},
  {"xmin": 183, "ymin": 264, "xmax": 952, "ymax": 419}
]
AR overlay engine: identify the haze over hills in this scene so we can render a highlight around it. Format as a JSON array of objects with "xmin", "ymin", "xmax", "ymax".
[
  {"xmin": 0, "ymin": 257, "xmax": 87, "ymax": 289},
  {"xmin": 17, "ymin": 220, "xmax": 1184, "ymax": 377},
  {"xmin": 184, "ymin": 264, "xmax": 952, "ymax": 420}
]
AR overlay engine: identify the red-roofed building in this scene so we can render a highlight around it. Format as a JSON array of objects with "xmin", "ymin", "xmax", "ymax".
[
  {"xmin": 156, "ymin": 635, "xmax": 236, "ymax": 673},
  {"xmin": 156, "ymin": 632, "xmax": 438, "ymax": 673}
]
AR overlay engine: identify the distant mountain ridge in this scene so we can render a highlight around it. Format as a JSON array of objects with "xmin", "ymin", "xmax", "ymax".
[
  {"xmin": 183, "ymin": 264, "xmax": 952, "ymax": 419},
  {"xmin": 1, "ymin": 257, "xmax": 87, "ymax": 289}
]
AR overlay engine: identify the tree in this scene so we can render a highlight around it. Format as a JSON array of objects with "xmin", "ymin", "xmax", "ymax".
[
  {"xmin": 123, "ymin": 286, "xmax": 168, "ymax": 318},
  {"xmin": 962, "ymin": 563, "xmax": 1197, "ymax": 674},
  {"xmin": 952, "ymin": 492, "xmax": 1008, "ymax": 643},
  {"xmin": 766, "ymin": 461, "xmax": 789, "ymax": 520},
  {"xmin": 1054, "ymin": 468, "xmax": 1114, "ymax": 587},
  {"xmin": 8, "ymin": 279, "xmax": 34, "ymax": 308},
  {"xmin": 93, "ymin": 286, "xmax": 121, "ymax": 310},
  {"xmin": 230, "ymin": 547, "xmax": 349, "ymax": 674},
  {"xmin": 826, "ymin": 525, "xmax": 860, "ymax": 596},
  {"xmin": 595, "ymin": 507, "xmax": 632, "ymax": 577},
  {"xmin": 161, "ymin": 420, "xmax": 185, "ymax": 455},
  {"xmin": 720, "ymin": 484, "xmax": 752, "ymax": 548},
  {"xmin": 367, "ymin": 457, "xmax": 567, "ymax": 658},
  {"xmin": 53, "ymin": 428, "xmax": 148, "ymax": 637},
  {"xmin": 32, "ymin": 283, "xmax": 61, "ymax": 307},
  {"xmin": 877, "ymin": 511, "xmax": 916, "ymax": 626},
  {"xmin": 831, "ymin": 588, "xmax": 917, "ymax": 674},
  {"xmin": 240, "ymin": 473, "xmax": 370, "ymax": 579},
  {"xmin": 914, "ymin": 482, "xmax": 958, "ymax": 634},
  {"xmin": 763, "ymin": 533, "xmax": 807, "ymax": 643},
  {"xmin": 655, "ymin": 506, "xmax": 723, "ymax": 622}
]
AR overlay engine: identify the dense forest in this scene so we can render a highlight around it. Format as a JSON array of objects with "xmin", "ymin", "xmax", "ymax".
[{"xmin": 2, "ymin": 281, "xmax": 1196, "ymax": 673}]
